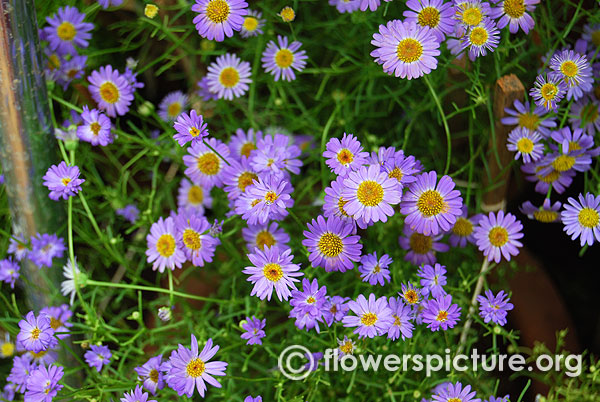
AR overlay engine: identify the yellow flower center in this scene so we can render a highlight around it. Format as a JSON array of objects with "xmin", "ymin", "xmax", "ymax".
[
  {"xmin": 436, "ymin": 310, "xmax": 448, "ymax": 322},
  {"xmin": 306, "ymin": 296, "xmax": 316, "ymax": 304},
  {"xmin": 149, "ymin": 369, "xmax": 159, "ymax": 383},
  {"xmin": 67, "ymin": 68, "xmax": 79, "ymax": 78},
  {"xmin": 388, "ymin": 167, "xmax": 404, "ymax": 182},
  {"xmin": 156, "ymin": 234, "xmax": 176, "ymax": 257},
  {"xmin": 263, "ymin": 263, "xmax": 283, "ymax": 282},
  {"xmin": 356, "ymin": 181, "xmax": 384, "ymax": 207},
  {"xmin": 337, "ymin": 197, "xmax": 351, "ymax": 217},
  {"xmin": 317, "ymin": 232, "xmax": 344, "ymax": 257},
  {"xmin": 240, "ymin": 142, "xmax": 256, "ymax": 157},
  {"xmin": 275, "ymin": 49, "xmax": 294, "ymax": 68},
  {"xmin": 360, "ymin": 312, "xmax": 378, "ymax": 326},
  {"xmin": 99, "ymin": 82, "xmax": 120, "ymax": 104},
  {"xmin": 188, "ymin": 185, "xmax": 204, "ymax": 204},
  {"xmin": 197, "ymin": 153, "xmax": 220, "ymax": 175},
  {"xmin": 186, "ymin": 358, "xmax": 206, "ymax": 378},
  {"xmin": 49, "ymin": 317, "xmax": 63, "ymax": 330},
  {"xmin": 189, "ymin": 127, "xmax": 200, "ymax": 137},
  {"xmin": 396, "ymin": 38, "xmax": 423, "ymax": 63},
  {"xmin": 205, "ymin": 0, "xmax": 230, "ymax": 23},
  {"xmin": 373, "ymin": 265, "xmax": 381, "ymax": 273},
  {"xmin": 30, "ymin": 350, "xmax": 48, "ymax": 359},
  {"xmin": 551, "ymin": 155, "xmax": 575, "ymax": 172},
  {"xmin": 61, "ymin": 178, "xmax": 71, "ymax": 186},
  {"xmin": 243, "ymin": 16, "xmax": 258, "ymax": 31},
  {"xmin": 533, "ymin": 210, "xmax": 558, "ymax": 223},
  {"xmin": 403, "ymin": 289, "xmax": 420, "ymax": 305},
  {"xmin": 280, "ymin": 7, "xmax": 295, "ymax": 22},
  {"xmin": 237, "ymin": 172, "xmax": 258, "ymax": 192},
  {"xmin": 578, "ymin": 207, "xmax": 599, "ymax": 228},
  {"xmin": 540, "ymin": 83, "xmax": 559, "ymax": 104},
  {"xmin": 417, "ymin": 7, "xmax": 440, "ymax": 28},
  {"xmin": 1, "ymin": 342, "xmax": 15, "ymax": 357},
  {"xmin": 469, "ymin": 26, "xmax": 488, "ymax": 46},
  {"xmin": 31, "ymin": 328, "xmax": 41, "ymax": 340},
  {"xmin": 580, "ymin": 103, "xmax": 599, "ymax": 124},
  {"xmin": 409, "ymin": 232, "xmax": 432, "ymax": 254},
  {"xmin": 336, "ymin": 149, "xmax": 354, "ymax": 165},
  {"xmin": 448, "ymin": 398, "xmax": 462, "ymax": 402},
  {"xmin": 167, "ymin": 102, "xmax": 182, "ymax": 118},
  {"xmin": 393, "ymin": 315, "xmax": 402, "ymax": 326},
  {"xmin": 518, "ymin": 112, "xmax": 540, "ymax": 131},
  {"xmin": 57, "ymin": 22, "xmax": 76, "ymax": 41},
  {"xmin": 560, "ymin": 60, "xmax": 578, "ymax": 78},
  {"xmin": 340, "ymin": 341, "xmax": 353, "ymax": 354},
  {"xmin": 264, "ymin": 191, "xmax": 278, "ymax": 203},
  {"xmin": 503, "ymin": 0, "xmax": 525, "ymax": 18},
  {"xmin": 90, "ymin": 122, "xmax": 101, "ymax": 136},
  {"xmin": 416, "ymin": 190, "xmax": 446, "ymax": 217},
  {"xmin": 488, "ymin": 227, "xmax": 509, "ymax": 247},
  {"xmin": 145, "ymin": 4, "xmax": 159, "ymax": 18},
  {"xmin": 256, "ymin": 230, "xmax": 276, "ymax": 249},
  {"xmin": 516, "ymin": 137, "xmax": 534, "ymax": 154},
  {"xmin": 219, "ymin": 67, "xmax": 240, "ymax": 88},
  {"xmin": 452, "ymin": 217, "xmax": 473, "ymax": 236},
  {"xmin": 183, "ymin": 228, "xmax": 202, "ymax": 251},
  {"xmin": 48, "ymin": 54, "xmax": 61, "ymax": 71},
  {"xmin": 462, "ymin": 7, "xmax": 483, "ymax": 26}
]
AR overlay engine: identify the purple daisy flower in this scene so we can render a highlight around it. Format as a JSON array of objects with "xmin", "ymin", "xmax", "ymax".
[
  {"xmin": 519, "ymin": 199, "xmax": 562, "ymax": 223},
  {"xmin": 358, "ymin": 252, "xmax": 392, "ymax": 286},
  {"xmin": 342, "ymin": 293, "xmax": 394, "ymax": 338},
  {"xmin": 40, "ymin": 304, "xmax": 72, "ymax": 340},
  {"xmin": 549, "ymin": 50, "xmax": 593, "ymax": 101},
  {"xmin": 261, "ymin": 36, "xmax": 308, "ymax": 82},
  {"xmin": 145, "ymin": 217, "xmax": 186, "ymax": 273},
  {"xmin": 370, "ymin": 20, "xmax": 441, "ymax": 80},
  {"xmin": 121, "ymin": 385, "xmax": 156, "ymax": 402},
  {"xmin": 323, "ymin": 176, "xmax": 361, "ymax": 229},
  {"xmin": 383, "ymin": 152, "xmax": 419, "ymax": 189},
  {"xmin": 337, "ymin": 336, "xmax": 356, "ymax": 355},
  {"xmin": 561, "ymin": 192, "xmax": 600, "ymax": 246},
  {"xmin": 29, "ymin": 233, "xmax": 66, "ymax": 269},
  {"xmin": 25, "ymin": 364, "xmax": 64, "ymax": 402},
  {"xmin": 158, "ymin": 91, "xmax": 188, "ymax": 122},
  {"xmin": 302, "ymin": 215, "xmax": 362, "ymax": 272},
  {"xmin": 244, "ymin": 396, "xmax": 263, "ymax": 402},
  {"xmin": 323, "ymin": 133, "xmax": 369, "ymax": 177},
  {"xmin": 123, "ymin": 67, "xmax": 144, "ymax": 90},
  {"xmin": 57, "ymin": 54, "xmax": 88, "ymax": 90},
  {"xmin": 474, "ymin": 211, "xmax": 524, "ymax": 263},
  {"xmin": 241, "ymin": 316, "xmax": 266, "ymax": 345},
  {"xmin": 177, "ymin": 178, "xmax": 213, "ymax": 215},
  {"xmin": 240, "ymin": 175, "xmax": 294, "ymax": 224},
  {"xmin": 448, "ymin": 206, "xmax": 480, "ymax": 247},
  {"xmin": 243, "ymin": 246, "xmax": 303, "ymax": 301},
  {"xmin": 222, "ymin": 159, "xmax": 259, "ymax": 201},
  {"xmin": 228, "ymin": 128, "xmax": 263, "ymax": 160},
  {"xmin": 289, "ymin": 278, "xmax": 328, "ymax": 333},
  {"xmin": 422, "ymin": 294, "xmax": 461, "ymax": 331},
  {"xmin": 506, "ymin": 127, "xmax": 544, "ymax": 163},
  {"xmin": 206, "ymin": 53, "xmax": 252, "ymax": 100},
  {"xmin": 183, "ymin": 138, "xmax": 230, "ymax": 188},
  {"xmin": 454, "ymin": 0, "xmax": 492, "ymax": 34},
  {"xmin": 77, "ymin": 106, "xmax": 113, "ymax": 146},
  {"xmin": 43, "ymin": 162, "xmax": 85, "ymax": 201},
  {"xmin": 477, "ymin": 289, "xmax": 514, "ymax": 326},
  {"xmin": 242, "ymin": 222, "xmax": 290, "ymax": 251},
  {"xmin": 501, "ymin": 99, "xmax": 557, "ymax": 137},
  {"xmin": 401, "ymin": 171, "xmax": 463, "ymax": 236},
  {"xmin": 43, "ymin": 6, "xmax": 93, "ymax": 56},
  {"xmin": 368, "ymin": 146, "xmax": 398, "ymax": 168},
  {"xmin": 491, "ymin": 0, "xmax": 538, "ymax": 34},
  {"xmin": 403, "ymin": 0, "xmax": 456, "ymax": 42},
  {"xmin": 387, "ymin": 297, "xmax": 414, "ymax": 341},
  {"xmin": 539, "ymin": 148, "xmax": 592, "ymax": 177},
  {"xmin": 175, "ymin": 212, "xmax": 219, "ymax": 267},
  {"xmin": 399, "ymin": 282, "xmax": 424, "ymax": 307},
  {"xmin": 8, "ymin": 234, "xmax": 29, "ymax": 261},
  {"xmin": 192, "ymin": 0, "xmax": 248, "ymax": 42},
  {"xmin": 432, "ymin": 382, "xmax": 480, "ymax": 402},
  {"xmin": 17, "ymin": 312, "xmax": 55, "ymax": 353},
  {"xmin": 135, "ymin": 355, "xmax": 168, "ymax": 395},
  {"xmin": 484, "ymin": 396, "xmax": 510, "ymax": 402},
  {"xmin": 549, "ymin": 126, "xmax": 600, "ymax": 158},
  {"xmin": 530, "ymin": 73, "xmax": 568, "ymax": 111},
  {"xmin": 7, "ymin": 355, "xmax": 37, "ymax": 393},
  {"xmin": 166, "ymin": 335, "xmax": 227, "ymax": 398},
  {"xmin": 240, "ymin": 10, "xmax": 265, "ymax": 38},
  {"xmin": 342, "ymin": 164, "xmax": 402, "ymax": 224},
  {"xmin": 461, "ymin": 18, "xmax": 500, "ymax": 60},
  {"xmin": 322, "ymin": 295, "xmax": 350, "ymax": 326},
  {"xmin": 521, "ymin": 161, "xmax": 575, "ymax": 194},
  {"xmin": 197, "ymin": 76, "xmax": 219, "ymax": 101},
  {"xmin": 116, "ymin": 204, "xmax": 139, "ymax": 224},
  {"xmin": 570, "ymin": 97, "xmax": 600, "ymax": 135},
  {"xmin": 359, "ymin": 0, "xmax": 391, "ymax": 12},
  {"xmin": 329, "ymin": 0, "xmax": 361, "ymax": 13},
  {"xmin": 84, "ymin": 344, "xmax": 111, "ymax": 372},
  {"xmin": 250, "ymin": 133, "xmax": 303, "ymax": 176},
  {"xmin": 0, "ymin": 258, "xmax": 20, "ymax": 289},
  {"xmin": 2, "ymin": 383, "xmax": 16, "ymax": 400},
  {"xmin": 88, "ymin": 65, "xmax": 135, "ymax": 117},
  {"xmin": 417, "ymin": 263, "xmax": 447, "ymax": 298},
  {"xmin": 399, "ymin": 225, "xmax": 449, "ymax": 266}
]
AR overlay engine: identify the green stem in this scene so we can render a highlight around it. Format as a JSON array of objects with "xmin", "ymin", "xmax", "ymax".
[{"xmin": 423, "ymin": 75, "xmax": 452, "ymax": 175}]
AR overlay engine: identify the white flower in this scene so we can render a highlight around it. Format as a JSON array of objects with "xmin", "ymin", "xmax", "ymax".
[{"xmin": 61, "ymin": 258, "xmax": 85, "ymax": 305}]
